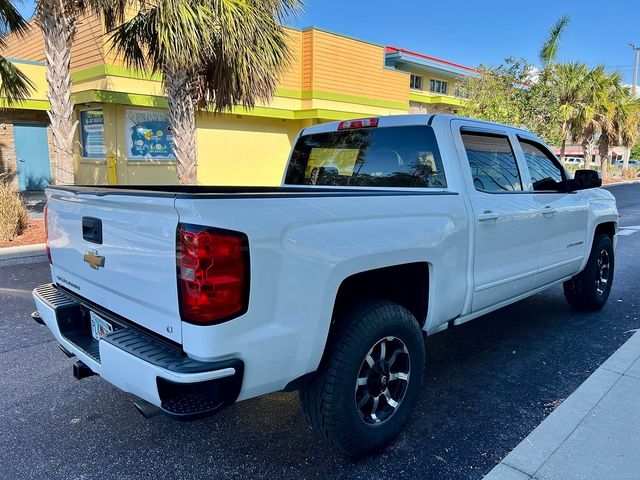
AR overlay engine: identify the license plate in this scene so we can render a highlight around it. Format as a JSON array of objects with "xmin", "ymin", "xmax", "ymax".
[{"xmin": 90, "ymin": 311, "xmax": 113, "ymax": 341}]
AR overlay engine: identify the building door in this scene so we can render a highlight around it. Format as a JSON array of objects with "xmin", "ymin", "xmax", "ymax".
[{"xmin": 15, "ymin": 123, "xmax": 51, "ymax": 191}]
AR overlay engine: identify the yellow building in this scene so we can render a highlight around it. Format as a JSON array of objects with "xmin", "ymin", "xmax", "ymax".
[{"xmin": 0, "ymin": 18, "xmax": 475, "ymax": 189}]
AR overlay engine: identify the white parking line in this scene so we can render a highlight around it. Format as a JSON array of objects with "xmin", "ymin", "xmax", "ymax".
[{"xmin": 618, "ymin": 225, "xmax": 640, "ymax": 236}]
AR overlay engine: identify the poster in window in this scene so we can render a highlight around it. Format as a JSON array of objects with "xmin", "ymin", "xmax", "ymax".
[
  {"xmin": 125, "ymin": 108, "xmax": 175, "ymax": 160},
  {"xmin": 80, "ymin": 110, "xmax": 106, "ymax": 159}
]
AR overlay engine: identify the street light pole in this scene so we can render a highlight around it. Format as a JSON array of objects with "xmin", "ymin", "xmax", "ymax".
[{"xmin": 623, "ymin": 44, "xmax": 640, "ymax": 170}]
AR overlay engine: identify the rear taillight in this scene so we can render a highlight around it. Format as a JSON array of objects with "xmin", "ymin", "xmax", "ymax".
[
  {"xmin": 338, "ymin": 117, "xmax": 379, "ymax": 130},
  {"xmin": 43, "ymin": 203, "xmax": 52, "ymax": 265},
  {"xmin": 176, "ymin": 224, "xmax": 249, "ymax": 325}
]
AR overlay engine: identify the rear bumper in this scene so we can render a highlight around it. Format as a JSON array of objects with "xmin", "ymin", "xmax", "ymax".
[{"xmin": 33, "ymin": 284, "xmax": 244, "ymax": 420}]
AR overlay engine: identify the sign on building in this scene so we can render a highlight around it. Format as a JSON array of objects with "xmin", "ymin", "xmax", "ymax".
[{"xmin": 125, "ymin": 108, "xmax": 175, "ymax": 161}]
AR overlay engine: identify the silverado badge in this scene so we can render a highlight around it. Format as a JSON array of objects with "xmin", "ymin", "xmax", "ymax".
[{"xmin": 83, "ymin": 251, "xmax": 105, "ymax": 270}]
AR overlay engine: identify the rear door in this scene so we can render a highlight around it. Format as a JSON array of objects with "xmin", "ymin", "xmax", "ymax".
[
  {"xmin": 515, "ymin": 137, "xmax": 588, "ymax": 287},
  {"xmin": 452, "ymin": 121, "xmax": 540, "ymax": 312},
  {"xmin": 46, "ymin": 188, "xmax": 182, "ymax": 343}
]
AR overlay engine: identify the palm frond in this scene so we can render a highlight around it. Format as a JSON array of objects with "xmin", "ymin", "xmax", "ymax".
[
  {"xmin": 0, "ymin": 0, "xmax": 30, "ymax": 50},
  {"xmin": 540, "ymin": 15, "xmax": 569, "ymax": 65},
  {"xmin": 108, "ymin": 9, "xmax": 156, "ymax": 72},
  {"xmin": 198, "ymin": 0, "xmax": 302, "ymax": 111},
  {"xmin": 0, "ymin": 56, "xmax": 35, "ymax": 105}
]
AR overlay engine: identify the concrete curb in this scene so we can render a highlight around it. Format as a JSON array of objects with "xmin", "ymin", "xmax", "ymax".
[
  {"xmin": 0, "ymin": 243, "xmax": 46, "ymax": 262},
  {"xmin": 483, "ymin": 329, "xmax": 640, "ymax": 479}
]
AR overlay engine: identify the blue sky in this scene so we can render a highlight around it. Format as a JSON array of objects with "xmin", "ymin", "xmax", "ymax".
[
  {"xmin": 17, "ymin": 0, "xmax": 640, "ymax": 84},
  {"xmin": 289, "ymin": 0, "xmax": 640, "ymax": 84}
]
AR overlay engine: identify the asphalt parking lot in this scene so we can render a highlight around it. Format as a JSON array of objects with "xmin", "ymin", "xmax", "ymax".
[{"xmin": 1, "ymin": 183, "xmax": 639, "ymax": 480}]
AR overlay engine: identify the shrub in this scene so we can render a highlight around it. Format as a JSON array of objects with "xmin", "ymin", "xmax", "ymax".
[
  {"xmin": 606, "ymin": 165, "xmax": 622, "ymax": 178},
  {"xmin": 0, "ymin": 175, "xmax": 29, "ymax": 242},
  {"xmin": 622, "ymin": 167, "xmax": 639, "ymax": 180}
]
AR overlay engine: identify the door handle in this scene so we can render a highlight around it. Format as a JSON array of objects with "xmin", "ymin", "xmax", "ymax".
[
  {"xmin": 477, "ymin": 211, "xmax": 499, "ymax": 222},
  {"xmin": 18, "ymin": 158, "xmax": 25, "ymax": 162},
  {"xmin": 541, "ymin": 206, "xmax": 556, "ymax": 216}
]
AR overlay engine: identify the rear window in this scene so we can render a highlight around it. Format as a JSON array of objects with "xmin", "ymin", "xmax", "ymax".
[{"xmin": 284, "ymin": 126, "xmax": 447, "ymax": 188}]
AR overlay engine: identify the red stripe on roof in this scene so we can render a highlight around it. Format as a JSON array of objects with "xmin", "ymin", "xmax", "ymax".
[{"xmin": 386, "ymin": 46, "xmax": 479, "ymax": 74}]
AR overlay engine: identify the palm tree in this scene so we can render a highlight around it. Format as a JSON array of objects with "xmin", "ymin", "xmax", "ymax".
[
  {"xmin": 590, "ymin": 71, "xmax": 640, "ymax": 179},
  {"xmin": 108, "ymin": 0, "xmax": 302, "ymax": 185},
  {"xmin": 550, "ymin": 62, "xmax": 589, "ymax": 162},
  {"xmin": 571, "ymin": 66, "xmax": 608, "ymax": 167},
  {"xmin": 0, "ymin": 0, "xmax": 34, "ymax": 104}
]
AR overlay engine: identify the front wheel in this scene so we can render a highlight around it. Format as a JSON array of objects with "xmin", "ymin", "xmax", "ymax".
[
  {"xmin": 299, "ymin": 300, "xmax": 425, "ymax": 457},
  {"xmin": 563, "ymin": 233, "xmax": 614, "ymax": 311}
]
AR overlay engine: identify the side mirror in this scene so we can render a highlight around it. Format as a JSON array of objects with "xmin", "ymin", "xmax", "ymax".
[{"xmin": 571, "ymin": 169, "xmax": 602, "ymax": 190}]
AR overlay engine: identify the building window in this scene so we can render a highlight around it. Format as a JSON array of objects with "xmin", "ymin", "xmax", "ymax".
[
  {"xmin": 430, "ymin": 79, "xmax": 448, "ymax": 95},
  {"xmin": 410, "ymin": 74, "xmax": 423, "ymax": 90},
  {"xmin": 80, "ymin": 109, "xmax": 106, "ymax": 159}
]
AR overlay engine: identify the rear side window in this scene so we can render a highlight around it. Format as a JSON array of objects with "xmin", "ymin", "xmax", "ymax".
[
  {"xmin": 461, "ymin": 132, "xmax": 523, "ymax": 193},
  {"xmin": 519, "ymin": 139, "xmax": 567, "ymax": 192},
  {"xmin": 284, "ymin": 126, "xmax": 447, "ymax": 188}
]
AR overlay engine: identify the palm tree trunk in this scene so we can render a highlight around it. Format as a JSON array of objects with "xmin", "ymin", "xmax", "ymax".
[
  {"xmin": 559, "ymin": 121, "xmax": 568, "ymax": 163},
  {"xmin": 598, "ymin": 142, "xmax": 609, "ymax": 179},
  {"xmin": 39, "ymin": 2, "xmax": 77, "ymax": 185},
  {"xmin": 164, "ymin": 67, "xmax": 198, "ymax": 185},
  {"xmin": 582, "ymin": 141, "xmax": 593, "ymax": 168},
  {"xmin": 559, "ymin": 138, "xmax": 567, "ymax": 163}
]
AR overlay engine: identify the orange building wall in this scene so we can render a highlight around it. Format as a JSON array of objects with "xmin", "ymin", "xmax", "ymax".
[
  {"xmin": 2, "ymin": 16, "xmax": 106, "ymax": 71},
  {"xmin": 2, "ymin": 20, "xmax": 408, "ymax": 107},
  {"xmin": 1, "ymin": 24, "xmax": 45, "ymax": 62},
  {"xmin": 277, "ymin": 29, "xmax": 302, "ymax": 92},
  {"xmin": 306, "ymin": 29, "xmax": 408, "ymax": 104}
]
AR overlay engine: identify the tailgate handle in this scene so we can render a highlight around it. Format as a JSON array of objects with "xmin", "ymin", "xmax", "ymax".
[{"xmin": 82, "ymin": 217, "xmax": 103, "ymax": 244}]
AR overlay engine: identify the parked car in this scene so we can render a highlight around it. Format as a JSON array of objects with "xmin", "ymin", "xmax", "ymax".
[
  {"xmin": 613, "ymin": 159, "xmax": 640, "ymax": 168},
  {"xmin": 32, "ymin": 114, "xmax": 618, "ymax": 456},
  {"xmin": 564, "ymin": 156, "xmax": 584, "ymax": 166}
]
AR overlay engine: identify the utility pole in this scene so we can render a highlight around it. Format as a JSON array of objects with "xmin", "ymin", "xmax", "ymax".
[
  {"xmin": 624, "ymin": 43, "xmax": 640, "ymax": 169},
  {"xmin": 632, "ymin": 43, "xmax": 639, "ymax": 96}
]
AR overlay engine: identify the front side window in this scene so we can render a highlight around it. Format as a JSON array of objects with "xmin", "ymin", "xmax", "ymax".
[
  {"xmin": 285, "ymin": 126, "xmax": 447, "ymax": 188},
  {"xmin": 410, "ymin": 74, "xmax": 423, "ymax": 90},
  {"xmin": 462, "ymin": 132, "xmax": 523, "ymax": 193},
  {"xmin": 430, "ymin": 79, "xmax": 448, "ymax": 95},
  {"xmin": 519, "ymin": 140, "xmax": 566, "ymax": 192}
]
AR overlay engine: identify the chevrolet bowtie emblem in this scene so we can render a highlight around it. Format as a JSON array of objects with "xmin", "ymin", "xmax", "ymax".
[{"xmin": 83, "ymin": 251, "xmax": 105, "ymax": 270}]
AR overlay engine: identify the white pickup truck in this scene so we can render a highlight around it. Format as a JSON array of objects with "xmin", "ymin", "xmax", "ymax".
[{"xmin": 33, "ymin": 114, "xmax": 617, "ymax": 456}]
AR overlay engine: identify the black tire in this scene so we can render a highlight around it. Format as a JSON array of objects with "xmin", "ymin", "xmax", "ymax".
[
  {"xmin": 563, "ymin": 233, "xmax": 614, "ymax": 311},
  {"xmin": 299, "ymin": 300, "xmax": 425, "ymax": 457}
]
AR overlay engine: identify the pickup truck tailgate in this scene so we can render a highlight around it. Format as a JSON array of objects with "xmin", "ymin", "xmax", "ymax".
[{"xmin": 46, "ymin": 188, "xmax": 182, "ymax": 343}]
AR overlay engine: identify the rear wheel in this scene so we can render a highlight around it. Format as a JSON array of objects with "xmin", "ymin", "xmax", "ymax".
[
  {"xmin": 563, "ymin": 233, "xmax": 614, "ymax": 311},
  {"xmin": 299, "ymin": 300, "xmax": 425, "ymax": 457}
]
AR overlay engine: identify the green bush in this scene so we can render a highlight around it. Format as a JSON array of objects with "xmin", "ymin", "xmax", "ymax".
[{"xmin": 0, "ymin": 175, "xmax": 29, "ymax": 242}]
